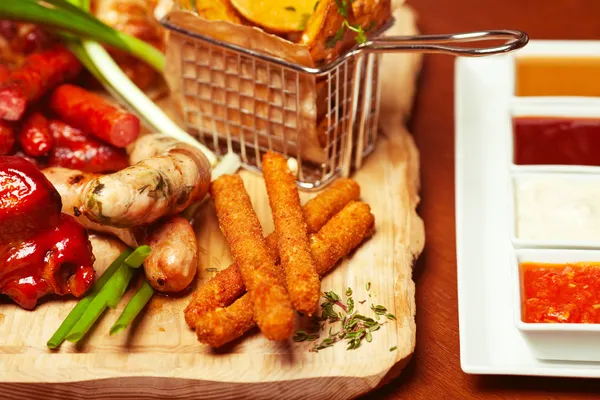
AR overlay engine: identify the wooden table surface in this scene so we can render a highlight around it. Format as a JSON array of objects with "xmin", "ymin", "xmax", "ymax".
[{"xmin": 360, "ymin": 1, "xmax": 600, "ymax": 399}]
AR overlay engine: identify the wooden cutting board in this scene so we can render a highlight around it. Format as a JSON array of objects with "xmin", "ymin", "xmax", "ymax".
[
  {"xmin": 0, "ymin": 5, "xmax": 424, "ymax": 400},
  {"xmin": 0, "ymin": 124, "xmax": 423, "ymax": 400}
]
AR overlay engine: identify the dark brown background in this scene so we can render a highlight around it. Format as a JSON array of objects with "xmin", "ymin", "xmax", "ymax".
[{"xmin": 361, "ymin": 1, "xmax": 600, "ymax": 399}]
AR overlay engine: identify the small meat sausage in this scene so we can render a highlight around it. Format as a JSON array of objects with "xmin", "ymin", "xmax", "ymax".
[
  {"xmin": 42, "ymin": 167, "xmax": 138, "ymax": 247},
  {"xmin": 19, "ymin": 111, "xmax": 53, "ymax": 156},
  {"xmin": 142, "ymin": 215, "xmax": 198, "ymax": 293},
  {"xmin": 82, "ymin": 142, "xmax": 211, "ymax": 227},
  {"xmin": 0, "ymin": 45, "xmax": 82, "ymax": 121},
  {"xmin": 48, "ymin": 120, "xmax": 129, "ymax": 173},
  {"xmin": 49, "ymin": 84, "xmax": 140, "ymax": 148}
]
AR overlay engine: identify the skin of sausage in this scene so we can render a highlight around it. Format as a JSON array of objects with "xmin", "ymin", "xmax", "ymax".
[
  {"xmin": 42, "ymin": 167, "xmax": 138, "ymax": 247},
  {"xmin": 81, "ymin": 144, "xmax": 211, "ymax": 227},
  {"xmin": 142, "ymin": 215, "xmax": 198, "ymax": 293},
  {"xmin": 126, "ymin": 133, "xmax": 181, "ymax": 165}
]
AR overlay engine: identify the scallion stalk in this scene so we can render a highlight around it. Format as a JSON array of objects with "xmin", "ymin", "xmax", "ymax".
[
  {"xmin": 124, "ymin": 245, "xmax": 152, "ymax": 268},
  {"xmin": 64, "ymin": 245, "xmax": 151, "ymax": 342},
  {"xmin": 46, "ymin": 248, "xmax": 133, "ymax": 349},
  {"xmin": 109, "ymin": 280, "xmax": 155, "ymax": 335}
]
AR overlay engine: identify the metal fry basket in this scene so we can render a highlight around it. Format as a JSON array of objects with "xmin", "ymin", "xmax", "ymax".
[{"xmin": 161, "ymin": 14, "xmax": 528, "ymax": 190}]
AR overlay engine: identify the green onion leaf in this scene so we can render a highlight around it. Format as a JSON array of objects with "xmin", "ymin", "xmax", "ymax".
[
  {"xmin": 46, "ymin": 248, "xmax": 133, "ymax": 349},
  {"xmin": 109, "ymin": 279, "xmax": 155, "ymax": 335},
  {"xmin": 124, "ymin": 245, "xmax": 152, "ymax": 268},
  {"xmin": 106, "ymin": 246, "xmax": 152, "ymax": 308},
  {"xmin": 64, "ymin": 245, "xmax": 150, "ymax": 342}
]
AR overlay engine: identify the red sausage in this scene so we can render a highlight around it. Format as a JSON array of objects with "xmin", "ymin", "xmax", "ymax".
[
  {"xmin": 0, "ymin": 65, "xmax": 9, "ymax": 82},
  {"xmin": 0, "ymin": 156, "xmax": 62, "ymax": 242},
  {"xmin": 0, "ymin": 121, "xmax": 15, "ymax": 155},
  {"xmin": 49, "ymin": 84, "xmax": 140, "ymax": 148},
  {"xmin": 0, "ymin": 46, "xmax": 82, "ymax": 121},
  {"xmin": 19, "ymin": 111, "xmax": 53, "ymax": 156},
  {"xmin": 48, "ymin": 120, "xmax": 129, "ymax": 173}
]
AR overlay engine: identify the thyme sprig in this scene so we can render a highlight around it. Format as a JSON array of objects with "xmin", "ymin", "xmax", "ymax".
[{"xmin": 293, "ymin": 286, "xmax": 396, "ymax": 352}]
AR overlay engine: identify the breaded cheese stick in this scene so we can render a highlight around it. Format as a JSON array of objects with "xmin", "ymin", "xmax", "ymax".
[
  {"xmin": 210, "ymin": 174, "xmax": 295, "ymax": 341},
  {"xmin": 262, "ymin": 152, "xmax": 320, "ymax": 315},
  {"xmin": 195, "ymin": 201, "xmax": 375, "ymax": 347},
  {"xmin": 184, "ymin": 178, "xmax": 360, "ymax": 328}
]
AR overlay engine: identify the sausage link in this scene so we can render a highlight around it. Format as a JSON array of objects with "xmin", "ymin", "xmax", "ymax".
[
  {"xmin": 0, "ymin": 45, "xmax": 82, "ymax": 121},
  {"xmin": 19, "ymin": 111, "xmax": 53, "ymax": 156},
  {"xmin": 49, "ymin": 84, "xmax": 140, "ymax": 148},
  {"xmin": 142, "ymin": 215, "xmax": 198, "ymax": 293}
]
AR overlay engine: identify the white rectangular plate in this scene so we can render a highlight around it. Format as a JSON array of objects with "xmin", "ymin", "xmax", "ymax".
[{"xmin": 454, "ymin": 40, "xmax": 600, "ymax": 378}]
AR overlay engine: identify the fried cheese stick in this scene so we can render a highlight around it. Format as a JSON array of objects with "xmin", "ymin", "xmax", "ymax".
[
  {"xmin": 184, "ymin": 178, "xmax": 361, "ymax": 328},
  {"xmin": 262, "ymin": 152, "xmax": 320, "ymax": 315},
  {"xmin": 210, "ymin": 174, "xmax": 295, "ymax": 341},
  {"xmin": 194, "ymin": 201, "xmax": 375, "ymax": 347}
]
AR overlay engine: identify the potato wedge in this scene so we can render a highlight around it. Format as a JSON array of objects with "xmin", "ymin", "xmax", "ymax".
[
  {"xmin": 299, "ymin": 0, "xmax": 357, "ymax": 64},
  {"xmin": 352, "ymin": 0, "xmax": 392, "ymax": 31},
  {"xmin": 229, "ymin": 0, "xmax": 318, "ymax": 33},
  {"xmin": 194, "ymin": 0, "xmax": 244, "ymax": 24}
]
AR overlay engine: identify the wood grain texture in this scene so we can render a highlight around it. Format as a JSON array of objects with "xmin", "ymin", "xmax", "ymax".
[
  {"xmin": 0, "ymin": 7, "xmax": 425, "ymax": 398},
  {"xmin": 361, "ymin": 1, "xmax": 600, "ymax": 399}
]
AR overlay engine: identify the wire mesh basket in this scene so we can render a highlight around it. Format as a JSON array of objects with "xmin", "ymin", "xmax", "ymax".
[{"xmin": 161, "ymin": 13, "xmax": 528, "ymax": 190}]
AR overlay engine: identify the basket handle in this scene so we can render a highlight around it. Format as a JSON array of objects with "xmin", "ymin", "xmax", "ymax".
[{"xmin": 360, "ymin": 29, "xmax": 528, "ymax": 56}]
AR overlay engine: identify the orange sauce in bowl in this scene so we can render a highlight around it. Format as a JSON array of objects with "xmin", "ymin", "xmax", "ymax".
[
  {"xmin": 515, "ymin": 56, "xmax": 600, "ymax": 97},
  {"xmin": 521, "ymin": 261, "xmax": 600, "ymax": 324}
]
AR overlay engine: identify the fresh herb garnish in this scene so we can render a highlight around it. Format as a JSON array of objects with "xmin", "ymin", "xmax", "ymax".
[
  {"xmin": 366, "ymin": 282, "xmax": 371, "ymax": 291},
  {"xmin": 325, "ymin": 0, "xmax": 368, "ymax": 48},
  {"xmin": 293, "ymin": 330, "xmax": 319, "ymax": 342},
  {"xmin": 294, "ymin": 287, "xmax": 396, "ymax": 352},
  {"xmin": 390, "ymin": 346, "xmax": 397, "ymax": 352},
  {"xmin": 285, "ymin": 6, "xmax": 296, "ymax": 11}
]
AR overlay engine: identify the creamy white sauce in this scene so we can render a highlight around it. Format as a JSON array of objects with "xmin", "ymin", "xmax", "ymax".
[{"xmin": 515, "ymin": 176, "xmax": 600, "ymax": 242}]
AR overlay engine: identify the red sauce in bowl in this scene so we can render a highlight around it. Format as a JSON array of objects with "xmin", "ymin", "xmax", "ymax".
[
  {"xmin": 513, "ymin": 116, "xmax": 600, "ymax": 166},
  {"xmin": 521, "ymin": 261, "xmax": 600, "ymax": 324}
]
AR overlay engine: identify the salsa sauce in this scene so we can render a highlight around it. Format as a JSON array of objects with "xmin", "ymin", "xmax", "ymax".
[
  {"xmin": 521, "ymin": 261, "xmax": 600, "ymax": 324},
  {"xmin": 513, "ymin": 116, "xmax": 600, "ymax": 166}
]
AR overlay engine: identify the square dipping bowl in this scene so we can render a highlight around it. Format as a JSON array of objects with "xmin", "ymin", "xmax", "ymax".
[
  {"xmin": 509, "ymin": 171, "xmax": 600, "ymax": 249},
  {"xmin": 513, "ymin": 248, "xmax": 600, "ymax": 362},
  {"xmin": 508, "ymin": 97, "xmax": 600, "ymax": 173}
]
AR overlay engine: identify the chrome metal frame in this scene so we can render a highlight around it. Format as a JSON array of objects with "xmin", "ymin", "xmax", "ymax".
[{"xmin": 162, "ymin": 16, "xmax": 528, "ymax": 190}]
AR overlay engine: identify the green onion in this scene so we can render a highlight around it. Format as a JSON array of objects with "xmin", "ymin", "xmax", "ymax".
[
  {"xmin": 64, "ymin": 264, "xmax": 128, "ymax": 342},
  {"xmin": 124, "ymin": 245, "xmax": 152, "ymax": 268},
  {"xmin": 46, "ymin": 248, "xmax": 133, "ymax": 349},
  {"xmin": 64, "ymin": 246, "xmax": 150, "ymax": 342},
  {"xmin": 2, "ymin": 0, "xmax": 164, "ymax": 71},
  {"xmin": 104, "ymin": 262, "xmax": 135, "ymax": 309},
  {"xmin": 110, "ymin": 280, "xmax": 155, "ymax": 335}
]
